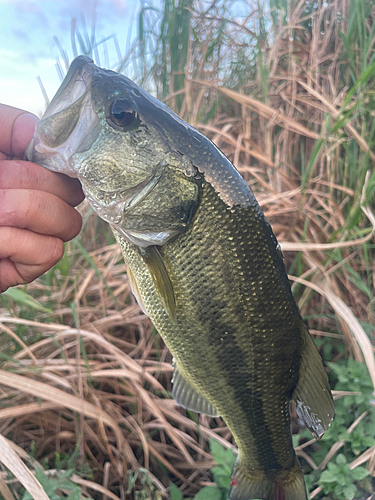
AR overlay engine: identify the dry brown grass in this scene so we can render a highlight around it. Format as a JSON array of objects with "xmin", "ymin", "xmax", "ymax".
[{"xmin": 0, "ymin": 0, "xmax": 374, "ymax": 498}]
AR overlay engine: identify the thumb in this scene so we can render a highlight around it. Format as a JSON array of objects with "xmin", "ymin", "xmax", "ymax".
[{"xmin": 12, "ymin": 112, "xmax": 40, "ymax": 158}]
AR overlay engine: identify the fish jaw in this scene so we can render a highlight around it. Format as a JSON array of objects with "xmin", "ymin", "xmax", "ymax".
[{"xmin": 25, "ymin": 56, "xmax": 100, "ymax": 178}]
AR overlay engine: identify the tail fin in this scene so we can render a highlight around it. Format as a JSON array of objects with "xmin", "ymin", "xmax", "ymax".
[{"xmin": 230, "ymin": 457, "xmax": 307, "ymax": 500}]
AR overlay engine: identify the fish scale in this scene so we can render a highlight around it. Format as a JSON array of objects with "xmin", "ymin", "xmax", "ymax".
[{"xmin": 25, "ymin": 55, "xmax": 334, "ymax": 500}]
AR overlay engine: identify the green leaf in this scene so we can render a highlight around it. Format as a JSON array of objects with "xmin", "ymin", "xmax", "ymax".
[
  {"xmin": 320, "ymin": 470, "xmax": 338, "ymax": 483},
  {"xmin": 327, "ymin": 462, "xmax": 339, "ymax": 473},
  {"xmin": 333, "ymin": 483, "xmax": 344, "ymax": 497},
  {"xmin": 211, "ymin": 466, "xmax": 231, "ymax": 490},
  {"xmin": 336, "ymin": 453, "xmax": 347, "ymax": 465},
  {"xmin": 67, "ymin": 489, "xmax": 82, "ymax": 500},
  {"xmin": 193, "ymin": 486, "xmax": 221, "ymax": 500},
  {"xmin": 170, "ymin": 482, "xmax": 183, "ymax": 500},
  {"xmin": 350, "ymin": 466, "xmax": 370, "ymax": 481},
  {"xmin": 343, "ymin": 483, "xmax": 357, "ymax": 500},
  {"xmin": 209, "ymin": 439, "xmax": 236, "ymax": 466},
  {"xmin": 3, "ymin": 288, "xmax": 51, "ymax": 312},
  {"xmin": 34, "ymin": 468, "xmax": 59, "ymax": 495}
]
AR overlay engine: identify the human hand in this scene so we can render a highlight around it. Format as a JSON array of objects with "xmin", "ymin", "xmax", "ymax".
[{"xmin": 0, "ymin": 104, "xmax": 84, "ymax": 293}]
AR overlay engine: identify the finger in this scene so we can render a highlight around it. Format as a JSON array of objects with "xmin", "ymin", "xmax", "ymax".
[
  {"xmin": 0, "ymin": 104, "xmax": 39, "ymax": 159},
  {"xmin": 0, "ymin": 227, "xmax": 64, "ymax": 293},
  {"xmin": 0, "ymin": 189, "xmax": 82, "ymax": 242},
  {"xmin": 0, "ymin": 160, "xmax": 84, "ymax": 207}
]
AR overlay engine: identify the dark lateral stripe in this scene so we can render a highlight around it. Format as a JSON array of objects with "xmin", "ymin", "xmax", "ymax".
[
  {"xmin": 170, "ymin": 182, "xmax": 297, "ymax": 474},
  {"xmin": 210, "ymin": 322, "xmax": 283, "ymax": 473},
  {"xmin": 191, "ymin": 281, "xmax": 283, "ymax": 473}
]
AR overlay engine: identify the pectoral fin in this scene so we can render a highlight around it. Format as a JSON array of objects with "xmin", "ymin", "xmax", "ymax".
[
  {"xmin": 172, "ymin": 362, "xmax": 219, "ymax": 417},
  {"xmin": 127, "ymin": 266, "xmax": 149, "ymax": 316},
  {"xmin": 139, "ymin": 246, "xmax": 176, "ymax": 319},
  {"xmin": 292, "ymin": 327, "xmax": 334, "ymax": 439}
]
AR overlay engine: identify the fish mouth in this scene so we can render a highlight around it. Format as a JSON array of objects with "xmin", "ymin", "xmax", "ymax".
[{"xmin": 25, "ymin": 56, "xmax": 100, "ymax": 178}]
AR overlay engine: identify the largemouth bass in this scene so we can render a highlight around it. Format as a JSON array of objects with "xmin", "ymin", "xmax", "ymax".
[{"xmin": 25, "ymin": 56, "xmax": 334, "ymax": 500}]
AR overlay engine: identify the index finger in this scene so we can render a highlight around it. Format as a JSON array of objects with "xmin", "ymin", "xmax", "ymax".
[
  {"xmin": 0, "ymin": 104, "xmax": 39, "ymax": 159},
  {"xmin": 0, "ymin": 160, "xmax": 85, "ymax": 208}
]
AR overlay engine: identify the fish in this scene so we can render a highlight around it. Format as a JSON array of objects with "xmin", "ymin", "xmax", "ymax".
[{"xmin": 25, "ymin": 56, "xmax": 334, "ymax": 500}]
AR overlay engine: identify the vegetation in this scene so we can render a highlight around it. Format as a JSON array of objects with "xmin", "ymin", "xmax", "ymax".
[{"xmin": 0, "ymin": 0, "xmax": 374, "ymax": 498}]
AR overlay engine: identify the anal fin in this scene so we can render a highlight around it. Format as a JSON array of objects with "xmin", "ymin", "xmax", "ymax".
[
  {"xmin": 292, "ymin": 326, "xmax": 334, "ymax": 439},
  {"xmin": 172, "ymin": 361, "xmax": 219, "ymax": 417}
]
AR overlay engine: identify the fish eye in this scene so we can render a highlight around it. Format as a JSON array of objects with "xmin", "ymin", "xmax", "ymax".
[{"xmin": 107, "ymin": 98, "xmax": 139, "ymax": 129}]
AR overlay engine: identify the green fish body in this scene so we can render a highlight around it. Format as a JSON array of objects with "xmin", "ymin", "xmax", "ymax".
[{"xmin": 25, "ymin": 56, "xmax": 334, "ymax": 500}]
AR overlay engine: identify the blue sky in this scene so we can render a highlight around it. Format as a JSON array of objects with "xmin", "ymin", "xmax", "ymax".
[{"xmin": 0, "ymin": 0, "xmax": 139, "ymax": 116}]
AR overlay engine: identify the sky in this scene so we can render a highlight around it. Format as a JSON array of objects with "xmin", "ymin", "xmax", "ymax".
[{"xmin": 0, "ymin": 0, "xmax": 140, "ymax": 116}]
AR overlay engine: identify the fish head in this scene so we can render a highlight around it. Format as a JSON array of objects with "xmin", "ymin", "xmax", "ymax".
[{"xmin": 25, "ymin": 56, "xmax": 201, "ymax": 247}]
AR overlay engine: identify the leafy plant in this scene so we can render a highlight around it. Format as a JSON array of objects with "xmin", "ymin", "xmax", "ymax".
[
  {"xmin": 319, "ymin": 454, "xmax": 369, "ymax": 500},
  {"xmin": 171, "ymin": 439, "xmax": 236, "ymax": 500},
  {"xmin": 170, "ymin": 482, "xmax": 184, "ymax": 500},
  {"xmin": 209, "ymin": 439, "xmax": 236, "ymax": 498},
  {"xmin": 303, "ymin": 358, "xmax": 375, "ymax": 499},
  {"xmin": 21, "ymin": 467, "xmax": 88, "ymax": 500},
  {"xmin": 323, "ymin": 358, "xmax": 375, "ymax": 456},
  {"xmin": 126, "ymin": 468, "xmax": 163, "ymax": 500}
]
